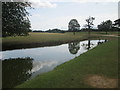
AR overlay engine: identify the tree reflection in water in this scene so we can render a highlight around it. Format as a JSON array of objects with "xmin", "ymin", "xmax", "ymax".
[
  {"xmin": 81, "ymin": 40, "xmax": 94, "ymax": 50},
  {"xmin": 2, "ymin": 57, "xmax": 33, "ymax": 88},
  {"xmin": 97, "ymin": 39, "xmax": 107, "ymax": 45},
  {"xmin": 68, "ymin": 42, "xmax": 80, "ymax": 54},
  {"xmin": 81, "ymin": 39, "xmax": 107, "ymax": 50}
]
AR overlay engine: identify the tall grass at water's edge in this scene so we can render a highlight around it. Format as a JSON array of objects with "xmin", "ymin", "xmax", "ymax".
[{"xmin": 2, "ymin": 32, "xmax": 90, "ymax": 50}]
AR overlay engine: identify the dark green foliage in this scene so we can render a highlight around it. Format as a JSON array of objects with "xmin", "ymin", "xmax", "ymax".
[
  {"xmin": 45, "ymin": 28, "xmax": 65, "ymax": 33},
  {"xmin": 97, "ymin": 20, "xmax": 112, "ymax": 34},
  {"xmin": 113, "ymin": 18, "xmax": 120, "ymax": 28},
  {"xmin": 68, "ymin": 19, "xmax": 80, "ymax": 35},
  {"xmin": 85, "ymin": 16, "xmax": 95, "ymax": 29},
  {"xmin": 2, "ymin": 2, "xmax": 31, "ymax": 37}
]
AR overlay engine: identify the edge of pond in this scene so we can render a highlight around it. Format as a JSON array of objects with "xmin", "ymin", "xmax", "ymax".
[
  {"xmin": 15, "ymin": 38, "xmax": 118, "ymax": 88},
  {"xmin": 2, "ymin": 35, "xmax": 104, "ymax": 51},
  {"xmin": 2, "ymin": 38, "xmax": 88, "ymax": 51}
]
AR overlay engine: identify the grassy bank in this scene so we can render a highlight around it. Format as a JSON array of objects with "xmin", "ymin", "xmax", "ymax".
[
  {"xmin": 2, "ymin": 32, "xmax": 89, "ymax": 50},
  {"xmin": 2, "ymin": 32, "xmax": 119, "ymax": 51},
  {"xmin": 16, "ymin": 37, "xmax": 118, "ymax": 88}
]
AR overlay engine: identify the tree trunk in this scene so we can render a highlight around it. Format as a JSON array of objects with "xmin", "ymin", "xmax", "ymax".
[
  {"xmin": 73, "ymin": 32, "xmax": 75, "ymax": 35},
  {"xmin": 88, "ymin": 27, "xmax": 91, "ymax": 39},
  {"xmin": 106, "ymin": 31, "xmax": 107, "ymax": 34}
]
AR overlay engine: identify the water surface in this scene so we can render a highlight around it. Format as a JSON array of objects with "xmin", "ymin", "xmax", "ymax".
[{"xmin": 1, "ymin": 40, "xmax": 107, "ymax": 88}]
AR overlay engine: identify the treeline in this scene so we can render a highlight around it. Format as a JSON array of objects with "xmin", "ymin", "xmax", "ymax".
[
  {"xmin": 33, "ymin": 19, "xmax": 120, "ymax": 34},
  {"xmin": 32, "ymin": 27, "xmax": 119, "ymax": 33},
  {"xmin": 33, "ymin": 29, "xmax": 65, "ymax": 33},
  {"xmin": 97, "ymin": 19, "xmax": 120, "ymax": 34}
]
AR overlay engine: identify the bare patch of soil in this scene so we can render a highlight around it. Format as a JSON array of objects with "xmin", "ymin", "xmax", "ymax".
[{"xmin": 84, "ymin": 75, "xmax": 118, "ymax": 88}]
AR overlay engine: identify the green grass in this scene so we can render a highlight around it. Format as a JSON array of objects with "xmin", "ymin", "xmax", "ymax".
[
  {"xmin": 16, "ymin": 37, "xmax": 118, "ymax": 88},
  {"xmin": 2, "ymin": 32, "xmax": 119, "ymax": 44},
  {"xmin": 2, "ymin": 32, "xmax": 87, "ymax": 43}
]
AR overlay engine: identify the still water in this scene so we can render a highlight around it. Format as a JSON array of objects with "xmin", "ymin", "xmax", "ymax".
[{"xmin": 1, "ymin": 40, "xmax": 107, "ymax": 88}]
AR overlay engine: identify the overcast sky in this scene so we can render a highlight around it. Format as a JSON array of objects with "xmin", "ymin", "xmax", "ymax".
[{"xmin": 27, "ymin": 0, "xmax": 119, "ymax": 31}]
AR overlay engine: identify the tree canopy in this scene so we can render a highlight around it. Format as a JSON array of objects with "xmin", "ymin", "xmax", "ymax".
[
  {"xmin": 2, "ymin": 2, "xmax": 31, "ymax": 37},
  {"xmin": 68, "ymin": 19, "xmax": 80, "ymax": 35},
  {"xmin": 68, "ymin": 19, "xmax": 80, "ymax": 31},
  {"xmin": 98, "ymin": 20, "xmax": 112, "ymax": 34},
  {"xmin": 113, "ymin": 18, "xmax": 120, "ymax": 28},
  {"xmin": 85, "ymin": 16, "xmax": 95, "ymax": 38},
  {"xmin": 85, "ymin": 16, "xmax": 95, "ymax": 29}
]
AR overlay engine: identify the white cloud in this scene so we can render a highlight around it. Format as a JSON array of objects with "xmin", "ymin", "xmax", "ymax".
[
  {"xmin": 28, "ymin": 0, "xmax": 119, "ymax": 8},
  {"xmin": 28, "ymin": 0, "xmax": 57, "ymax": 8},
  {"xmin": 118, "ymin": 1, "xmax": 120, "ymax": 18},
  {"xmin": 76, "ymin": 0, "xmax": 119, "ymax": 3},
  {"xmin": 42, "ymin": 0, "xmax": 119, "ymax": 3},
  {"xmin": 1, "ymin": 0, "xmax": 57, "ymax": 8},
  {"xmin": 28, "ymin": 0, "xmax": 118, "ymax": 30},
  {"xmin": 2, "ymin": 0, "xmax": 119, "ymax": 3},
  {"xmin": 1, "ymin": 0, "xmax": 29, "ymax": 2}
]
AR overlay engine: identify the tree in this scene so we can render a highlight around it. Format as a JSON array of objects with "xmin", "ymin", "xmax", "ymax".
[
  {"xmin": 98, "ymin": 20, "xmax": 112, "ymax": 34},
  {"xmin": 85, "ymin": 16, "xmax": 95, "ymax": 38},
  {"xmin": 2, "ymin": 2, "xmax": 31, "ymax": 37},
  {"xmin": 68, "ymin": 19, "xmax": 80, "ymax": 35},
  {"xmin": 113, "ymin": 18, "xmax": 120, "ymax": 28}
]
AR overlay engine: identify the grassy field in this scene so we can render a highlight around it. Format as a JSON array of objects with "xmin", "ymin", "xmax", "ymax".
[
  {"xmin": 2, "ymin": 32, "xmax": 89, "ymax": 50},
  {"xmin": 2, "ymin": 31, "xmax": 119, "ymax": 50},
  {"xmin": 16, "ymin": 37, "xmax": 119, "ymax": 88}
]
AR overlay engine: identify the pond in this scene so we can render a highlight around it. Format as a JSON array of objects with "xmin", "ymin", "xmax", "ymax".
[{"xmin": 1, "ymin": 39, "xmax": 107, "ymax": 88}]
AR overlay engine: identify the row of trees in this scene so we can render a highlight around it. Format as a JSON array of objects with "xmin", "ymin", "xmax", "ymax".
[
  {"xmin": 33, "ymin": 17, "xmax": 119, "ymax": 35},
  {"xmin": 68, "ymin": 17, "xmax": 119, "ymax": 35},
  {"xmin": 68, "ymin": 16, "xmax": 95, "ymax": 35},
  {"xmin": 97, "ymin": 20, "xmax": 112, "ymax": 34}
]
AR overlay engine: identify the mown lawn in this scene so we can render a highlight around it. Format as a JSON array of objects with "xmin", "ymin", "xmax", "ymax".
[{"xmin": 16, "ymin": 37, "xmax": 118, "ymax": 88}]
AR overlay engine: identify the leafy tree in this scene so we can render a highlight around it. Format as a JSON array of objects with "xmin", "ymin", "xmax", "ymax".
[
  {"xmin": 2, "ymin": 2, "xmax": 31, "ymax": 37},
  {"xmin": 98, "ymin": 20, "xmax": 112, "ymax": 34},
  {"xmin": 68, "ymin": 19, "xmax": 80, "ymax": 35},
  {"xmin": 85, "ymin": 16, "xmax": 95, "ymax": 37},
  {"xmin": 113, "ymin": 18, "xmax": 120, "ymax": 28}
]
